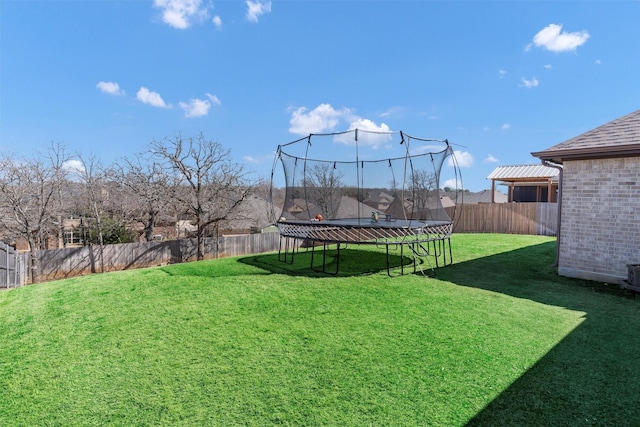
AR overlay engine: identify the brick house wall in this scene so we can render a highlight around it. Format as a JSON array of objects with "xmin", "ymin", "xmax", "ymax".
[{"xmin": 559, "ymin": 156, "xmax": 640, "ymax": 283}]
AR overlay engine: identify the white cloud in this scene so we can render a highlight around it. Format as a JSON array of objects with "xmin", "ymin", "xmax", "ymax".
[
  {"xmin": 288, "ymin": 103, "xmax": 347, "ymax": 135},
  {"xmin": 206, "ymin": 93, "xmax": 221, "ymax": 105},
  {"xmin": 62, "ymin": 159, "xmax": 85, "ymax": 174},
  {"xmin": 212, "ymin": 15, "xmax": 222, "ymax": 29},
  {"xmin": 449, "ymin": 150, "xmax": 473, "ymax": 168},
  {"xmin": 485, "ymin": 154, "xmax": 499, "ymax": 163},
  {"xmin": 442, "ymin": 178, "xmax": 463, "ymax": 190},
  {"xmin": 288, "ymin": 103, "xmax": 394, "ymax": 148},
  {"xmin": 179, "ymin": 93, "xmax": 221, "ymax": 118},
  {"xmin": 530, "ymin": 23, "xmax": 590, "ymax": 53},
  {"xmin": 154, "ymin": 0, "xmax": 209, "ymax": 29},
  {"xmin": 544, "ymin": 64, "xmax": 552, "ymax": 69},
  {"xmin": 96, "ymin": 81, "xmax": 125, "ymax": 96},
  {"xmin": 501, "ymin": 123, "xmax": 510, "ymax": 130},
  {"xmin": 179, "ymin": 98, "xmax": 210, "ymax": 118},
  {"xmin": 498, "ymin": 69, "xmax": 507, "ymax": 78},
  {"xmin": 378, "ymin": 106, "xmax": 404, "ymax": 118},
  {"xmin": 246, "ymin": 0, "xmax": 271, "ymax": 23},
  {"xmin": 289, "ymin": 104, "xmax": 393, "ymax": 149},
  {"xmin": 334, "ymin": 118, "xmax": 393, "ymax": 149},
  {"xmin": 520, "ymin": 77, "xmax": 539, "ymax": 88},
  {"xmin": 244, "ymin": 152, "xmax": 276, "ymax": 165},
  {"xmin": 595, "ymin": 59, "xmax": 602, "ymax": 65},
  {"xmin": 137, "ymin": 87, "xmax": 169, "ymax": 108}
]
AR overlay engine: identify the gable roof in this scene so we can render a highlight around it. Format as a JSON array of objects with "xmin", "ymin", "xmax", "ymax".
[
  {"xmin": 487, "ymin": 164, "xmax": 559, "ymax": 182},
  {"xmin": 531, "ymin": 109, "xmax": 640, "ymax": 164}
]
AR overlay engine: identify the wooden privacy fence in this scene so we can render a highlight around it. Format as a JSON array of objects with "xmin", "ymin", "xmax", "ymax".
[
  {"xmin": 0, "ymin": 241, "xmax": 27, "ymax": 288},
  {"xmin": 33, "ymin": 232, "xmax": 281, "ymax": 283},
  {"xmin": 446, "ymin": 202, "xmax": 558, "ymax": 236},
  {"xmin": 20, "ymin": 203, "xmax": 557, "ymax": 284}
]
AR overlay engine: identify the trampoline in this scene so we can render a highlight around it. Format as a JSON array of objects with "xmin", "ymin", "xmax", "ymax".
[{"xmin": 270, "ymin": 129, "xmax": 462, "ymax": 275}]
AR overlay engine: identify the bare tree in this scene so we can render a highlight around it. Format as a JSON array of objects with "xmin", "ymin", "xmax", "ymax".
[
  {"xmin": 409, "ymin": 168, "xmax": 438, "ymax": 218},
  {"xmin": 113, "ymin": 156, "xmax": 179, "ymax": 241},
  {"xmin": 150, "ymin": 133, "xmax": 254, "ymax": 260},
  {"xmin": 304, "ymin": 163, "xmax": 344, "ymax": 219},
  {"xmin": 0, "ymin": 143, "xmax": 68, "ymax": 283},
  {"xmin": 74, "ymin": 154, "xmax": 108, "ymax": 249}
]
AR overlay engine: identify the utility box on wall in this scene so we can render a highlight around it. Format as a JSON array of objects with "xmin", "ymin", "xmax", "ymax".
[{"xmin": 624, "ymin": 264, "xmax": 640, "ymax": 293}]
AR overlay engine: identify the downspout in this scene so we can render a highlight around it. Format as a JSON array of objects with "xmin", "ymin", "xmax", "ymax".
[{"xmin": 541, "ymin": 159, "xmax": 563, "ymax": 267}]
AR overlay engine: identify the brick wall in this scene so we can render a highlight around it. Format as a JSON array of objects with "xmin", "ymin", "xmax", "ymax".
[{"xmin": 559, "ymin": 157, "xmax": 640, "ymax": 283}]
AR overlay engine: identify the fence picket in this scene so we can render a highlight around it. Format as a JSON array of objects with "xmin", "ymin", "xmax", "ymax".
[{"xmin": 0, "ymin": 241, "xmax": 26, "ymax": 288}]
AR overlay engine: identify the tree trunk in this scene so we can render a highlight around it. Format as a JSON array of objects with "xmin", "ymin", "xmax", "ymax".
[
  {"xmin": 197, "ymin": 221, "xmax": 205, "ymax": 261},
  {"xmin": 144, "ymin": 210, "xmax": 155, "ymax": 242},
  {"xmin": 27, "ymin": 236, "xmax": 40, "ymax": 284}
]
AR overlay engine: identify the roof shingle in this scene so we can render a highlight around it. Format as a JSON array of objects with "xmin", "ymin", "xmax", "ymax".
[{"xmin": 532, "ymin": 109, "xmax": 640, "ymax": 163}]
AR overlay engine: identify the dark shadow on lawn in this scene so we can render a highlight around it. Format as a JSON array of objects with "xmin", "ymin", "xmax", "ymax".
[
  {"xmin": 432, "ymin": 241, "xmax": 640, "ymax": 426},
  {"xmin": 239, "ymin": 247, "xmax": 416, "ymax": 278}
]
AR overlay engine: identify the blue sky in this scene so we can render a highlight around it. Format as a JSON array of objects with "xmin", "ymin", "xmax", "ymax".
[{"xmin": 1, "ymin": 1, "xmax": 639, "ymax": 192}]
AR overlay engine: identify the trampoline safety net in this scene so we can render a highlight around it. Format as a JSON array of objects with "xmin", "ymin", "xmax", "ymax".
[{"xmin": 270, "ymin": 129, "xmax": 463, "ymax": 273}]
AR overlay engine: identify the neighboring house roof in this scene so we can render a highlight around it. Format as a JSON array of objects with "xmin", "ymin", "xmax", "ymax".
[
  {"xmin": 531, "ymin": 109, "xmax": 640, "ymax": 164},
  {"xmin": 364, "ymin": 191, "xmax": 394, "ymax": 204},
  {"xmin": 450, "ymin": 189, "xmax": 507, "ymax": 204},
  {"xmin": 293, "ymin": 196, "xmax": 374, "ymax": 220},
  {"xmin": 336, "ymin": 195, "xmax": 377, "ymax": 218},
  {"xmin": 487, "ymin": 164, "xmax": 560, "ymax": 183}
]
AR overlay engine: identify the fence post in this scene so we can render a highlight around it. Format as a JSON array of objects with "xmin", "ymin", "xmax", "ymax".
[{"xmin": 4, "ymin": 242, "xmax": 8, "ymax": 288}]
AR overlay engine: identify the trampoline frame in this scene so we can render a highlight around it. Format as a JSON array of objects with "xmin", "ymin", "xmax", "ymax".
[{"xmin": 276, "ymin": 218, "xmax": 453, "ymax": 275}]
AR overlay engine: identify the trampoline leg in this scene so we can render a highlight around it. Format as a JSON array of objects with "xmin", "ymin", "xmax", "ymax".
[
  {"xmin": 310, "ymin": 241, "xmax": 317, "ymax": 270},
  {"xmin": 413, "ymin": 243, "xmax": 418, "ymax": 274},
  {"xmin": 310, "ymin": 241, "xmax": 339, "ymax": 275},
  {"xmin": 322, "ymin": 243, "xmax": 327, "ymax": 273},
  {"xmin": 322, "ymin": 242, "xmax": 339, "ymax": 275},
  {"xmin": 278, "ymin": 236, "xmax": 296, "ymax": 265}
]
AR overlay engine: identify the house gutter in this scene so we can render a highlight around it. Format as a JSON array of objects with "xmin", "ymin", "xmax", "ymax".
[{"xmin": 541, "ymin": 159, "xmax": 563, "ymax": 267}]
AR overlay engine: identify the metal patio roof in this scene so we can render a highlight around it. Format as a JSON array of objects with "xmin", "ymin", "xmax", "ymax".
[{"xmin": 486, "ymin": 164, "xmax": 560, "ymax": 181}]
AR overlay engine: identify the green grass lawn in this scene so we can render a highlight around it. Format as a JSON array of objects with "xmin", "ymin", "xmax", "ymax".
[{"xmin": 1, "ymin": 234, "xmax": 639, "ymax": 426}]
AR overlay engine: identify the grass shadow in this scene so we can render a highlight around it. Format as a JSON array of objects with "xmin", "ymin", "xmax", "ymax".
[
  {"xmin": 239, "ymin": 246, "xmax": 416, "ymax": 277},
  {"xmin": 432, "ymin": 241, "xmax": 640, "ymax": 425}
]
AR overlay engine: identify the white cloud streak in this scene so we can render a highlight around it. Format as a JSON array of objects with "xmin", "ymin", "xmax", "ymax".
[{"xmin": 246, "ymin": 0, "xmax": 271, "ymax": 23}]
